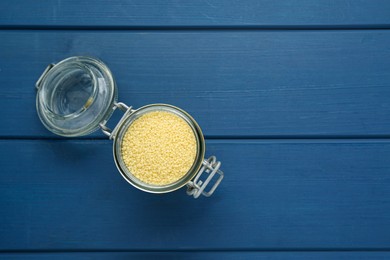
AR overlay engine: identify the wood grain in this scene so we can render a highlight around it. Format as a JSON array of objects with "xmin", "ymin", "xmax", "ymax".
[
  {"xmin": 0, "ymin": 0, "xmax": 390, "ymax": 28},
  {"xmin": 1, "ymin": 140, "xmax": 390, "ymax": 250},
  {"xmin": 1, "ymin": 252, "xmax": 390, "ymax": 259},
  {"xmin": 1, "ymin": 1, "xmax": 390, "ymax": 256},
  {"xmin": 1, "ymin": 31, "xmax": 390, "ymax": 138}
]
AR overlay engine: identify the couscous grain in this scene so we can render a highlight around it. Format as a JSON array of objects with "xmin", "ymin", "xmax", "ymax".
[{"xmin": 121, "ymin": 111, "xmax": 197, "ymax": 186}]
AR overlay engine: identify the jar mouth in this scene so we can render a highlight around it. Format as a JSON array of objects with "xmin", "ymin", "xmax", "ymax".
[
  {"xmin": 113, "ymin": 104, "xmax": 206, "ymax": 194},
  {"xmin": 39, "ymin": 62, "xmax": 99, "ymax": 120}
]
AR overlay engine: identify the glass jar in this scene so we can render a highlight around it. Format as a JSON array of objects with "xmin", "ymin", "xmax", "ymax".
[{"xmin": 35, "ymin": 56, "xmax": 223, "ymax": 198}]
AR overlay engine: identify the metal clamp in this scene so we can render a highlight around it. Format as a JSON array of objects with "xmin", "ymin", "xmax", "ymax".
[
  {"xmin": 99, "ymin": 102, "xmax": 134, "ymax": 139},
  {"xmin": 35, "ymin": 63, "xmax": 55, "ymax": 89},
  {"xmin": 186, "ymin": 156, "xmax": 224, "ymax": 199}
]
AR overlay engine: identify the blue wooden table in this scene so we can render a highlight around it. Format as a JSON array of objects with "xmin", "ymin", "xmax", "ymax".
[{"xmin": 1, "ymin": 1, "xmax": 390, "ymax": 259}]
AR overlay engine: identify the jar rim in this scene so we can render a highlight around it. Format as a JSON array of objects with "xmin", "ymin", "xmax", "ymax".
[{"xmin": 113, "ymin": 104, "xmax": 206, "ymax": 194}]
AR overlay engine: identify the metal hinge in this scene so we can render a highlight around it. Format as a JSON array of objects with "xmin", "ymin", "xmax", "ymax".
[{"xmin": 99, "ymin": 102, "xmax": 134, "ymax": 140}]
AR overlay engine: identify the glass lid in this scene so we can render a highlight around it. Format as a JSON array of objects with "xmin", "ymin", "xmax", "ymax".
[{"xmin": 35, "ymin": 56, "xmax": 117, "ymax": 137}]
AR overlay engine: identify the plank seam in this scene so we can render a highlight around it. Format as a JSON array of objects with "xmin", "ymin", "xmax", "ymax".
[
  {"xmin": 2, "ymin": 136, "xmax": 390, "ymax": 141},
  {"xmin": 1, "ymin": 25, "xmax": 390, "ymax": 31},
  {"xmin": 1, "ymin": 249, "xmax": 390, "ymax": 253}
]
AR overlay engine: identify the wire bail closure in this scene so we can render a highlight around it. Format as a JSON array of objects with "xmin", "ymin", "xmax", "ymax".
[
  {"xmin": 186, "ymin": 156, "xmax": 224, "ymax": 198},
  {"xmin": 100, "ymin": 102, "xmax": 133, "ymax": 140}
]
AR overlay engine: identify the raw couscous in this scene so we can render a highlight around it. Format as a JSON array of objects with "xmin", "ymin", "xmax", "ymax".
[{"xmin": 121, "ymin": 111, "xmax": 197, "ymax": 186}]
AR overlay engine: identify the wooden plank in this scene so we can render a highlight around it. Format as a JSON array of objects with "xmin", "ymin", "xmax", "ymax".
[
  {"xmin": 1, "ymin": 252, "xmax": 390, "ymax": 260},
  {"xmin": 0, "ymin": 1, "xmax": 390, "ymax": 27},
  {"xmin": 1, "ymin": 30, "xmax": 390, "ymax": 138},
  {"xmin": 1, "ymin": 139, "xmax": 390, "ymax": 250}
]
